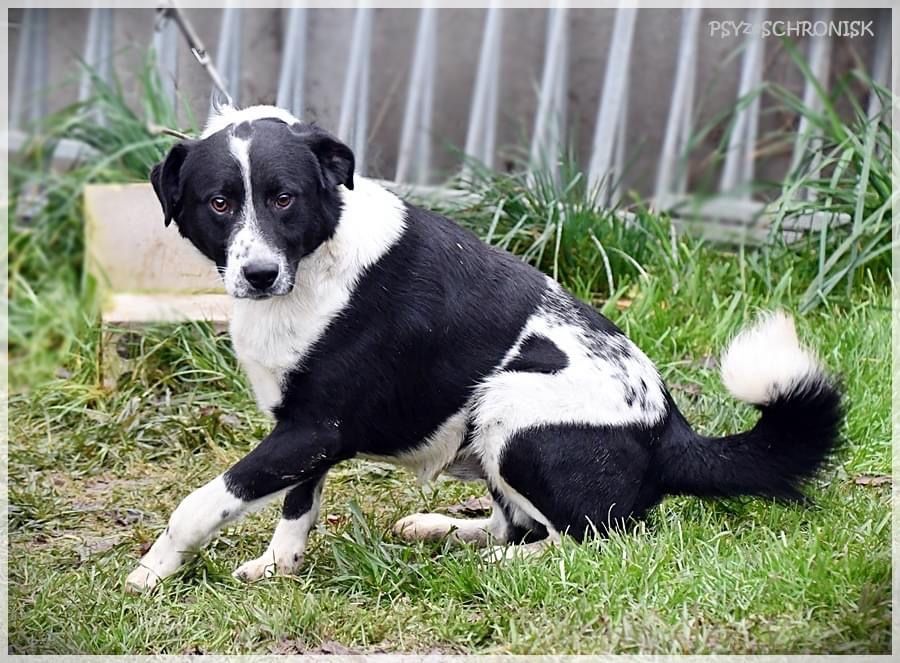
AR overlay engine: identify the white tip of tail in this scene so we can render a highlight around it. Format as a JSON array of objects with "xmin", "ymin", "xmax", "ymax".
[{"xmin": 720, "ymin": 311, "xmax": 822, "ymax": 406}]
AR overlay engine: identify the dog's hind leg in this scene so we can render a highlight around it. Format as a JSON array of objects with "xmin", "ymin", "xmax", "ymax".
[
  {"xmin": 392, "ymin": 505, "xmax": 508, "ymax": 546},
  {"xmin": 125, "ymin": 420, "xmax": 343, "ymax": 592},
  {"xmin": 233, "ymin": 476, "xmax": 326, "ymax": 582}
]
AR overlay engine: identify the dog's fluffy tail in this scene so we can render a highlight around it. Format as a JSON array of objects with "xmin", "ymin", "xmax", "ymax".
[{"xmin": 656, "ymin": 311, "xmax": 843, "ymax": 500}]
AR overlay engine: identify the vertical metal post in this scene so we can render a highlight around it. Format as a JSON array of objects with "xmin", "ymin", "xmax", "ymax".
[
  {"xmin": 790, "ymin": 7, "xmax": 833, "ymax": 178},
  {"xmin": 78, "ymin": 8, "xmax": 115, "ymax": 125},
  {"xmin": 462, "ymin": 4, "xmax": 503, "ymax": 174},
  {"xmin": 867, "ymin": 8, "xmax": 890, "ymax": 121},
  {"xmin": 30, "ymin": 8, "xmax": 49, "ymax": 126},
  {"xmin": 654, "ymin": 6, "xmax": 701, "ymax": 209},
  {"xmin": 153, "ymin": 7, "xmax": 179, "ymax": 111},
  {"xmin": 276, "ymin": 7, "xmax": 308, "ymax": 117},
  {"xmin": 416, "ymin": 25, "xmax": 436, "ymax": 184},
  {"xmin": 718, "ymin": 7, "xmax": 766, "ymax": 198},
  {"xmin": 529, "ymin": 6, "xmax": 568, "ymax": 182},
  {"xmin": 10, "ymin": 9, "xmax": 34, "ymax": 129},
  {"xmin": 212, "ymin": 5, "xmax": 242, "ymax": 108},
  {"xmin": 612, "ymin": 81, "xmax": 627, "ymax": 204},
  {"xmin": 587, "ymin": 5, "xmax": 637, "ymax": 203},
  {"xmin": 11, "ymin": 8, "xmax": 50, "ymax": 130},
  {"xmin": 396, "ymin": 6, "xmax": 438, "ymax": 184},
  {"xmin": 97, "ymin": 8, "xmax": 113, "ymax": 89},
  {"xmin": 338, "ymin": 7, "xmax": 374, "ymax": 174}
]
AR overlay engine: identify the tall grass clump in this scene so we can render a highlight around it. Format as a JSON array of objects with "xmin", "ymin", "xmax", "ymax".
[
  {"xmin": 766, "ymin": 41, "xmax": 893, "ymax": 312},
  {"xmin": 447, "ymin": 154, "xmax": 682, "ymax": 305},
  {"xmin": 688, "ymin": 39, "xmax": 893, "ymax": 312},
  {"xmin": 9, "ymin": 55, "xmax": 189, "ymax": 387}
]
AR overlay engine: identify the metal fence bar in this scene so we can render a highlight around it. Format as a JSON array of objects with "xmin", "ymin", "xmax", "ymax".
[
  {"xmin": 790, "ymin": 7, "xmax": 832, "ymax": 179},
  {"xmin": 587, "ymin": 5, "xmax": 637, "ymax": 202},
  {"xmin": 482, "ymin": 30, "xmax": 500, "ymax": 169},
  {"xmin": 612, "ymin": 78, "xmax": 627, "ymax": 204},
  {"xmin": 718, "ymin": 6, "xmax": 765, "ymax": 198},
  {"xmin": 339, "ymin": 7, "xmax": 374, "ymax": 174},
  {"xmin": 78, "ymin": 8, "xmax": 114, "ymax": 126},
  {"xmin": 396, "ymin": 7, "xmax": 438, "ymax": 184},
  {"xmin": 11, "ymin": 9, "xmax": 50, "ymax": 130},
  {"xmin": 677, "ymin": 31, "xmax": 697, "ymax": 199},
  {"xmin": 416, "ymin": 26, "xmax": 436, "ymax": 184},
  {"xmin": 97, "ymin": 8, "xmax": 113, "ymax": 88},
  {"xmin": 10, "ymin": 10, "xmax": 34, "ymax": 128},
  {"xmin": 30, "ymin": 9, "xmax": 49, "ymax": 126},
  {"xmin": 213, "ymin": 5, "xmax": 242, "ymax": 108},
  {"xmin": 153, "ymin": 8, "xmax": 179, "ymax": 110},
  {"xmin": 276, "ymin": 7, "xmax": 308, "ymax": 117},
  {"xmin": 654, "ymin": 6, "xmax": 701, "ymax": 208},
  {"xmin": 867, "ymin": 9, "xmax": 890, "ymax": 121},
  {"xmin": 354, "ymin": 15, "xmax": 372, "ymax": 173},
  {"xmin": 462, "ymin": 5, "xmax": 503, "ymax": 172},
  {"xmin": 10, "ymin": 9, "xmax": 34, "ymax": 129},
  {"xmin": 78, "ymin": 8, "xmax": 100, "ymax": 102},
  {"xmin": 529, "ymin": 6, "xmax": 568, "ymax": 181}
]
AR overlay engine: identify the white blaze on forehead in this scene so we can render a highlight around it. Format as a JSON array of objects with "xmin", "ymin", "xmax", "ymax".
[
  {"xmin": 223, "ymin": 124, "xmax": 290, "ymax": 297},
  {"xmin": 202, "ymin": 104, "xmax": 300, "ymax": 139},
  {"xmin": 228, "ymin": 131, "xmax": 255, "ymax": 227}
]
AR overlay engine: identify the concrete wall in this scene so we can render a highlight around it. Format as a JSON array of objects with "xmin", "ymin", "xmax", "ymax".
[{"xmin": 8, "ymin": 7, "xmax": 887, "ymax": 195}]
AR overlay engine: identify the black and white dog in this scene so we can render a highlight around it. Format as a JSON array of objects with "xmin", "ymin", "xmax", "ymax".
[{"xmin": 126, "ymin": 105, "xmax": 842, "ymax": 591}]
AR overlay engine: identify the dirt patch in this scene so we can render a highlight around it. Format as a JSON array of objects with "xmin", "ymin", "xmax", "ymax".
[
  {"xmin": 269, "ymin": 638, "xmax": 362, "ymax": 655},
  {"xmin": 854, "ymin": 474, "xmax": 891, "ymax": 488}
]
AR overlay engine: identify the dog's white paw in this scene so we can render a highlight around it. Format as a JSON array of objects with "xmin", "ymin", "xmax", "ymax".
[
  {"xmin": 233, "ymin": 556, "xmax": 277, "ymax": 583},
  {"xmin": 125, "ymin": 565, "xmax": 162, "ymax": 593},
  {"xmin": 392, "ymin": 513, "xmax": 455, "ymax": 542},
  {"xmin": 481, "ymin": 539, "xmax": 555, "ymax": 563},
  {"xmin": 233, "ymin": 552, "xmax": 303, "ymax": 583}
]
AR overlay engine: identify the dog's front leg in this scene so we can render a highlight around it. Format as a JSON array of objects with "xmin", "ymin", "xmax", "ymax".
[
  {"xmin": 125, "ymin": 420, "xmax": 342, "ymax": 592},
  {"xmin": 232, "ymin": 476, "xmax": 326, "ymax": 582}
]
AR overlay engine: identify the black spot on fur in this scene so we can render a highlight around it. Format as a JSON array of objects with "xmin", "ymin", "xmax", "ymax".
[
  {"xmin": 506, "ymin": 335, "xmax": 568, "ymax": 374},
  {"xmin": 623, "ymin": 384, "xmax": 637, "ymax": 407},
  {"xmin": 233, "ymin": 121, "xmax": 252, "ymax": 140}
]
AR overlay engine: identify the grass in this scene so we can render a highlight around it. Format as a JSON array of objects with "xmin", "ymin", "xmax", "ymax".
[
  {"xmin": 8, "ymin": 273, "xmax": 890, "ymax": 654},
  {"xmin": 765, "ymin": 43, "xmax": 894, "ymax": 312},
  {"xmin": 7, "ymin": 51, "xmax": 892, "ymax": 654}
]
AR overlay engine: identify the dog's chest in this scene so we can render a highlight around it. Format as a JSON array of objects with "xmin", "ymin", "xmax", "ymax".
[
  {"xmin": 230, "ymin": 283, "xmax": 350, "ymax": 414},
  {"xmin": 230, "ymin": 313, "xmax": 296, "ymax": 414}
]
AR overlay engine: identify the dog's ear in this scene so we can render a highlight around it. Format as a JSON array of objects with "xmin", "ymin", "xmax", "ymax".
[
  {"xmin": 150, "ymin": 141, "xmax": 194, "ymax": 227},
  {"xmin": 302, "ymin": 127, "xmax": 355, "ymax": 191}
]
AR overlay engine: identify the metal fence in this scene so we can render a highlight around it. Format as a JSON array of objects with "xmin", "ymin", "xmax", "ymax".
[{"xmin": 9, "ymin": 6, "xmax": 892, "ymax": 226}]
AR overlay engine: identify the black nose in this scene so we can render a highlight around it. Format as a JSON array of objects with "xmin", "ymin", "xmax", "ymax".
[{"xmin": 243, "ymin": 261, "xmax": 280, "ymax": 290}]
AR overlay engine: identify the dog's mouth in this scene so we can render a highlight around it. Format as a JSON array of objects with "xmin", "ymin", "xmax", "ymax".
[
  {"xmin": 233, "ymin": 289, "xmax": 291, "ymax": 301},
  {"xmin": 230, "ymin": 279, "xmax": 296, "ymax": 301}
]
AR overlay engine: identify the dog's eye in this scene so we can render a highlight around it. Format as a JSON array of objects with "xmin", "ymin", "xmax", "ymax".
[
  {"xmin": 209, "ymin": 196, "xmax": 230, "ymax": 214},
  {"xmin": 274, "ymin": 193, "xmax": 294, "ymax": 210}
]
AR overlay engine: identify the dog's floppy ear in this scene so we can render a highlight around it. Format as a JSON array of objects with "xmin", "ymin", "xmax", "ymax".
[
  {"xmin": 301, "ymin": 127, "xmax": 355, "ymax": 191},
  {"xmin": 150, "ymin": 141, "xmax": 194, "ymax": 227}
]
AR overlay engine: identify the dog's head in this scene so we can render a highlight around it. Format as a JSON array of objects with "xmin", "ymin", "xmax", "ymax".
[{"xmin": 150, "ymin": 106, "xmax": 354, "ymax": 299}]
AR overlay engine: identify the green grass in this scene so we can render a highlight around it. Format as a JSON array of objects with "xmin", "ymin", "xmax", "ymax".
[
  {"xmin": 8, "ymin": 50, "xmax": 892, "ymax": 654},
  {"xmin": 9, "ymin": 239, "xmax": 890, "ymax": 653}
]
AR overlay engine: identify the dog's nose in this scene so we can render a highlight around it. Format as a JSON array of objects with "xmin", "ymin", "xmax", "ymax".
[{"xmin": 243, "ymin": 261, "xmax": 280, "ymax": 290}]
